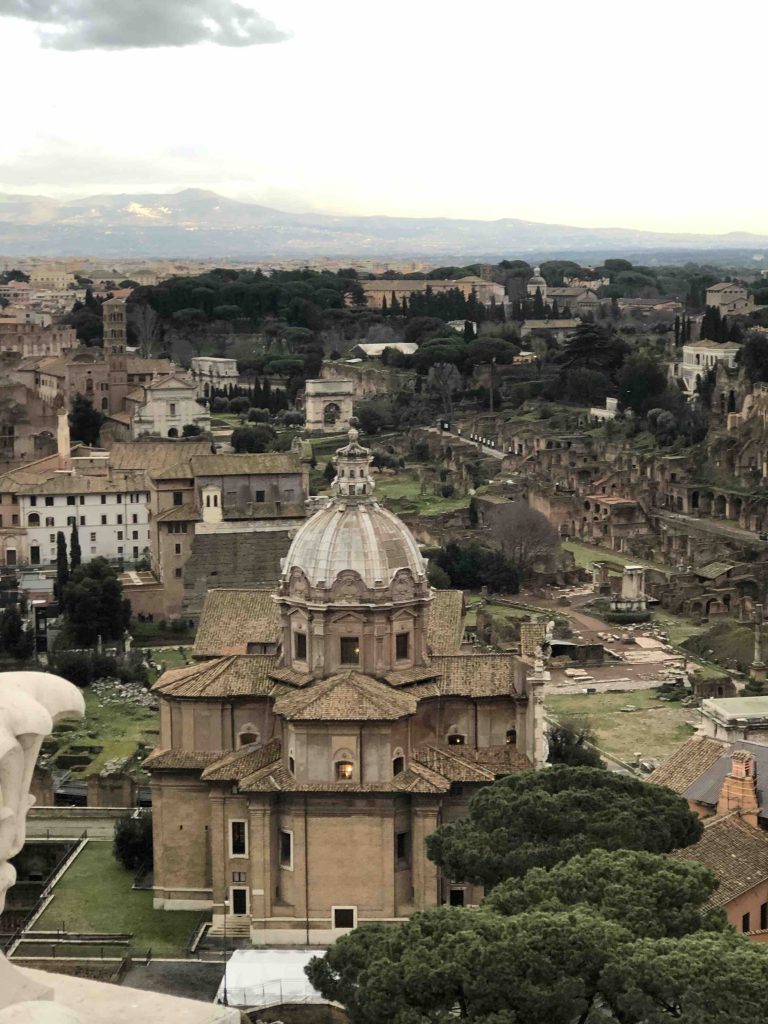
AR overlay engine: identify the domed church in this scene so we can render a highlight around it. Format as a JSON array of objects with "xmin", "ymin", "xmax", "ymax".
[{"xmin": 147, "ymin": 430, "xmax": 545, "ymax": 944}]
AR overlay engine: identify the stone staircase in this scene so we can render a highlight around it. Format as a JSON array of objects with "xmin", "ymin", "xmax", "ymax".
[{"xmin": 207, "ymin": 916, "xmax": 251, "ymax": 941}]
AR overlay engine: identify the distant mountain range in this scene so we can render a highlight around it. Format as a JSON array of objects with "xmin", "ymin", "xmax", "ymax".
[{"xmin": 0, "ymin": 188, "xmax": 767, "ymax": 262}]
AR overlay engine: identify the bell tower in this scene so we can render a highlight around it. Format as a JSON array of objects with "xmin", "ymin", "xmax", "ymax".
[{"xmin": 103, "ymin": 296, "xmax": 129, "ymax": 414}]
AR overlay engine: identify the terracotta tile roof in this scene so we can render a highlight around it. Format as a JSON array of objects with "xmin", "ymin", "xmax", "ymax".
[
  {"xmin": 239, "ymin": 758, "xmax": 450, "ymax": 794},
  {"xmin": 648, "ymin": 736, "xmax": 727, "ymax": 793},
  {"xmin": 469, "ymin": 745, "xmax": 532, "ymax": 774},
  {"xmin": 193, "ymin": 589, "xmax": 280, "ymax": 657},
  {"xmin": 671, "ymin": 814, "xmax": 768, "ymax": 906},
  {"xmin": 413, "ymin": 745, "xmax": 495, "ymax": 782},
  {"xmin": 268, "ymin": 665, "xmax": 315, "ymax": 687},
  {"xmin": 109, "ymin": 440, "xmax": 210, "ymax": 472},
  {"xmin": 430, "ymin": 654, "xmax": 519, "ymax": 698},
  {"xmin": 155, "ymin": 502, "xmax": 201, "ymax": 522},
  {"xmin": 273, "ymin": 671, "xmax": 417, "ymax": 721},
  {"xmin": 144, "ymin": 748, "xmax": 227, "ymax": 770},
  {"xmin": 202, "ymin": 738, "xmax": 282, "ymax": 781},
  {"xmin": 189, "ymin": 453, "xmax": 301, "ymax": 477},
  {"xmin": 425, "ymin": 590, "xmax": 465, "ymax": 655},
  {"xmin": 153, "ymin": 655, "xmax": 278, "ymax": 697},
  {"xmin": 384, "ymin": 666, "xmax": 441, "ymax": 687},
  {"xmin": 126, "ymin": 357, "xmax": 174, "ymax": 375}
]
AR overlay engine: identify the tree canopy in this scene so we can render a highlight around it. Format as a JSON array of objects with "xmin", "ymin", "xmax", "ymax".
[
  {"xmin": 69, "ymin": 394, "xmax": 104, "ymax": 447},
  {"xmin": 425, "ymin": 766, "xmax": 703, "ymax": 888},
  {"xmin": 485, "ymin": 848, "xmax": 724, "ymax": 939},
  {"xmin": 61, "ymin": 558, "xmax": 131, "ymax": 646}
]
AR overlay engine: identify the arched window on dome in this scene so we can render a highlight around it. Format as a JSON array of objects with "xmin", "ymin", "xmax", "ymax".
[
  {"xmin": 446, "ymin": 725, "xmax": 466, "ymax": 747},
  {"xmin": 238, "ymin": 724, "xmax": 259, "ymax": 748},
  {"xmin": 334, "ymin": 748, "xmax": 355, "ymax": 781},
  {"xmin": 392, "ymin": 748, "xmax": 405, "ymax": 776}
]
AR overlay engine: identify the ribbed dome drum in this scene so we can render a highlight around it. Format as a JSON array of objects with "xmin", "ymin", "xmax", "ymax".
[{"xmin": 282, "ymin": 499, "xmax": 427, "ymax": 591}]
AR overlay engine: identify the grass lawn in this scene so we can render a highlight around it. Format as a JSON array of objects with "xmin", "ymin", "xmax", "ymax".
[
  {"xmin": 374, "ymin": 470, "xmax": 471, "ymax": 515},
  {"xmin": 49, "ymin": 688, "xmax": 158, "ymax": 780},
  {"xmin": 153, "ymin": 647, "xmax": 193, "ymax": 671},
  {"xmin": 562, "ymin": 541, "xmax": 669, "ymax": 574},
  {"xmin": 35, "ymin": 843, "xmax": 204, "ymax": 957},
  {"xmin": 546, "ymin": 688, "xmax": 697, "ymax": 763},
  {"xmin": 651, "ymin": 610, "xmax": 707, "ymax": 647}
]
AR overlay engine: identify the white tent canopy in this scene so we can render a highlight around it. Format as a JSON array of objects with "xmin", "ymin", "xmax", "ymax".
[{"xmin": 215, "ymin": 948, "xmax": 327, "ymax": 1008}]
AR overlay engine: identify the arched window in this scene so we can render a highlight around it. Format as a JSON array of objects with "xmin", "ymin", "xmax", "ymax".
[
  {"xmin": 288, "ymin": 748, "xmax": 296, "ymax": 774},
  {"xmin": 392, "ymin": 748, "xmax": 405, "ymax": 776},
  {"xmin": 334, "ymin": 748, "xmax": 355, "ymax": 781},
  {"xmin": 505, "ymin": 728, "xmax": 517, "ymax": 747},
  {"xmin": 28, "ymin": 513, "xmax": 40, "ymax": 527},
  {"xmin": 101, "ymin": 397, "xmax": 108, "ymax": 410},
  {"xmin": 447, "ymin": 725, "xmax": 465, "ymax": 747},
  {"xmin": 168, "ymin": 428, "xmax": 178, "ymax": 438},
  {"xmin": 237, "ymin": 725, "xmax": 259, "ymax": 748}
]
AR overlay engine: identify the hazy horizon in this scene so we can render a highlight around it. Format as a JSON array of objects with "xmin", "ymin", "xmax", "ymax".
[{"xmin": 1, "ymin": 0, "xmax": 766, "ymax": 235}]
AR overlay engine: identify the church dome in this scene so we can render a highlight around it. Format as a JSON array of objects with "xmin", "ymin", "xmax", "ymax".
[
  {"xmin": 283, "ymin": 499, "xmax": 427, "ymax": 591},
  {"xmin": 528, "ymin": 266, "xmax": 546, "ymax": 286},
  {"xmin": 280, "ymin": 428, "xmax": 428, "ymax": 597}
]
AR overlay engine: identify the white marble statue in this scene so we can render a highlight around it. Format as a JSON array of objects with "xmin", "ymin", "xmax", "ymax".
[{"xmin": 0, "ymin": 673, "xmax": 85, "ymax": 1013}]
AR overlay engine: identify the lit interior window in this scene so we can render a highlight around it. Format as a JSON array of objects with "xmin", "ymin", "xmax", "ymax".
[{"xmin": 336, "ymin": 760, "xmax": 354, "ymax": 780}]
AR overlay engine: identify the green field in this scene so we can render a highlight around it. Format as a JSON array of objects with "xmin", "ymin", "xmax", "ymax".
[
  {"xmin": 562, "ymin": 541, "xmax": 669, "ymax": 574},
  {"xmin": 49, "ymin": 687, "xmax": 158, "ymax": 780},
  {"xmin": 546, "ymin": 688, "xmax": 697, "ymax": 763},
  {"xmin": 34, "ymin": 843, "xmax": 204, "ymax": 957},
  {"xmin": 374, "ymin": 470, "xmax": 471, "ymax": 515}
]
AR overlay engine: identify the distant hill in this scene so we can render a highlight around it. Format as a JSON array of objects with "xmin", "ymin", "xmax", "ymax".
[{"xmin": 0, "ymin": 188, "xmax": 767, "ymax": 261}]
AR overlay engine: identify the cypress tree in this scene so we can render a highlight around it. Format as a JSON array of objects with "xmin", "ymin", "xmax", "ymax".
[
  {"xmin": 390, "ymin": 292, "xmax": 401, "ymax": 315},
  {"xmin": 70, "ymin": 523, "xmax": 81, "ymax": 570},
  {"xmin": 552, "ymin": 298, "xmax": 560, "ymax": 317},
  {"xmin": 55, "ymin": 531, "xmax": 69, "ymax": 603},
  {"xmin": 533, "ymin": 286, "xmax": 545, "ymax": 318},
  {"xmin": 674, "ymin": 315, "xmax": 681, "ymax": 344},
  {"xmin": 401, "ymin": 295, "xmax": 409, "ymax": 315},
  {"xmin": 381, "ymin": 296, "xmax": 388, "ymax": 313}
]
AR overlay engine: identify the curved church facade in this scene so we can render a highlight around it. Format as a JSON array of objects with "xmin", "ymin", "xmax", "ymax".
[{"xmin": 147, "ymin": 429, "xmax": 544, "ymax": 944}]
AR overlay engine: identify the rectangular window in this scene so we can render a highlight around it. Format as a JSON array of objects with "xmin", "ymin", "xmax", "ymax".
[
  {"xmin": 90, "ymin": 532, "xmax": 96, "ymax": 542},
  {"xmin": 133, "ymin": 546, "xmax": 139, "ymax": 558},
  {"xmin": 396, "ymin": 633, "xmax": 410, "ymax": 660},
  {"xmin": 67, "ymin": 496, "xmax": 76, "ymax": 506},
  {"xmin": 173, "ymin": 491, "xmax": 183, "ymax": 506},
  {"xmin": 449, "ymin": 888, "xmax": 465, "ymax": 907},
  {"xmin": 169, "ymin": 403, "xmax": 176, "ymax": 415},
  {"xmin": 101, "ymin": 515, "xmax": 107, "ymax": 525},
  {"xmin": 12, "ymin": 515, "xmax": 18, "ymax": 526},
  {"xmin": 45, "ymin": 496, "xmax": 53, "ymax": 506},
  {"xmin": 79, "ymin": 496, "xmax": 85, "ymax": 505},
  {"xmin": 117, "ymin": 515, "xmax": 123, "ymax": 524},
  {"xmin": 132, "ymin": 530, "xmax": 138, "ymax": 540},
  {"xmin": 45, "ymin": 517, "xmax": 54, "ymax": 527},
  {"xmin": 743, "ymin": 912, "xmax": 751, "ymax": 933},
  {"xmin": 294, "ymin": 632, "xmax": 307, "ymax": 660},
  {"xmin": 67, "ymin": 516, "xmax": 75, "ymax": 526},
  {"xmin": 116, "ymin": 494, "xmax": 122, "ymax": 503},
  {"xmin": 761, "ymin": 903, "xmax": 768, "ymax": 931},
  {"xmin": 232, "ymin": 871, "xmax": 246, "ymax": 883},
  {"xmin": 255, "ymin": 490, "xmax": 265, "ymax": 503},
  {"xmin": 175, "ymin": 543, "xmax": 181, "ymax": 555},
  {"xmin": 117, "ymin": 531, "xmax": 123, "ymax": 540},
  {"xmin": 279, "ymin": 829, "xmax": 293, "ymax": 869},
  {"xmin": 340, "ymin": 636, "xmax": 360, "ymax": 665},
  {"xmin": 80, "ymin": 516, "xmax": 85, "ymax": 526},
  {"xmin": 174, "ymin": 568, "xmax": 182, "ymax": 578},
  {"xmin": 395, "ymin": 831, "xmax": 410, "ymax": 864},
  {"xmin": 333, "ymin": 907, "xmax": 356, "ymax": 929},
  {"xmin": 132, "ymin": 514, "xmax": 138, "ymax": 524},
  {"xmin": 49, "ymin": 533, "xmax": 55, "ymax": 542},
  {"xmin": 29, "ymin": 496, "xmax": 37, "ymax": 507},
  {"xmin": 100, "ymin": 495, "xmax": 106, "ymax": 504},
  {"xmin": 230, "ymin": 820, "xmax": 247, "ymax": 857}
]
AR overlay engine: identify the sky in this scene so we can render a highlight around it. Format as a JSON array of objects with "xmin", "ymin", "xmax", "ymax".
[{"xmin": 0, "ymin": 0, "xmax": 766, "ymax": 234}]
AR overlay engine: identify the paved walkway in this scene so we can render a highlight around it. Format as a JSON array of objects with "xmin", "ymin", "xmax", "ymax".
[{"xmin": 424, "ymin": 426, "xmax": 506, "ymax": 460}]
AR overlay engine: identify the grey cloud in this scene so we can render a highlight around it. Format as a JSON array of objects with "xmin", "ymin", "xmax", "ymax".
[{"xmin": 0, "ymin": 0, "xmax": 289, "ymax": 49}]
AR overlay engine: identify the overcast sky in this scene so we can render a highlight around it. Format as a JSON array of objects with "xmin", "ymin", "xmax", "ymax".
[{"xmin": 0, "ymin": 0, "xmax": 765, "ymax": 233}]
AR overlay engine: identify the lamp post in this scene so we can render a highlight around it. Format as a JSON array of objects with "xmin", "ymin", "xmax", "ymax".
[{"xmin": 222, "ymin": 896, "xmax": 229, "ymax": 1007}]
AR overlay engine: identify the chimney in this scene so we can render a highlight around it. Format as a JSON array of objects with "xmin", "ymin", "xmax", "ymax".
[
  {"xmin": 56, "ymin": 409, "xmax": 71, "ymax": 471},
  {"xmin": 716, "ymin": 750, "xmax": 760, "ymax": 827}
]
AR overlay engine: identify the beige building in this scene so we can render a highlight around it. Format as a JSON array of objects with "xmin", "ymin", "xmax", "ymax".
[
  {"xmin": 361, "ymin": 275, "xmax": 505, "ymax": 310},
  {"xmin": 0, "ymin": 321, "xmax": 76, "ymax": 359},
  {"xmin": 190, "ymin": 356, "xmax": 239, "ymax": 396},
  {"xmin": 124, "ymin": 372, "xmax": 211, "ymax": 439},
  {"xmin": 706, "ymin": 281, "xmax": 754, "ymax": 314},
  {"xmin": 147, "ymin": 430, "xmax": 543, "ymax": 943}
]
